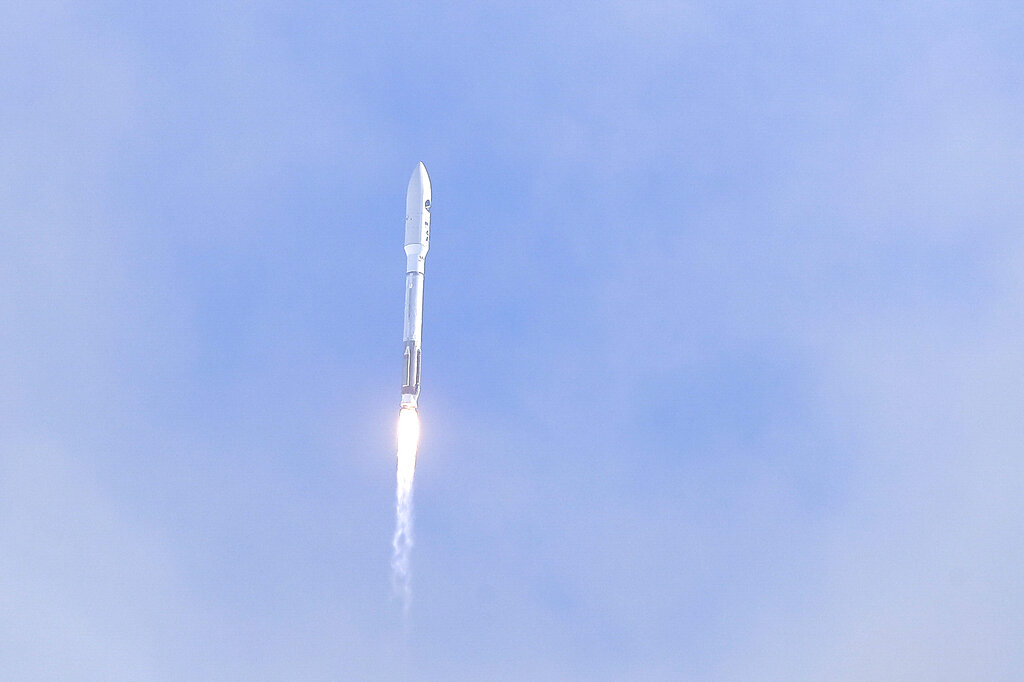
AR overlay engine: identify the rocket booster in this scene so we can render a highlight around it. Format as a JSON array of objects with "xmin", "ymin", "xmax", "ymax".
[{"xmin": 401, "ymin": 163, "xmax": 431, "ymax": 409}]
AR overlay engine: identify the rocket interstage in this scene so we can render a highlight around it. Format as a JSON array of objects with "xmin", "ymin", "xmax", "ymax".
[{"xmin": 401, "ymin": 162, "xmax": 430, "ymax": 410}]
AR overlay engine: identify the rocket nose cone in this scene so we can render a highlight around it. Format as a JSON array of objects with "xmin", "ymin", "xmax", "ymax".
[{"xmin": 407, "ymin": 162, "xmax": 430, "ymax": 200}]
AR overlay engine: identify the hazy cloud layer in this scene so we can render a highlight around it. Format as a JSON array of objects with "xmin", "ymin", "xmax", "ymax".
[{"xmin": 2, "ymin": 2, "xmax": 1022, "ymax": 679}]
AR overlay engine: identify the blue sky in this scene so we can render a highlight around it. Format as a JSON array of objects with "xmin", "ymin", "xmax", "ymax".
[{"xmin": 2, "ymin": 2, "xmax": 1022, "ymax": 679}]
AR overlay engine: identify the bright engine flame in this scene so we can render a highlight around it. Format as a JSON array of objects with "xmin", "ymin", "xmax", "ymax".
[
  {"xmin": 396, "ymin": 407, "xmax": 419, "ymax": 485},
  {"xmin": 392, "ymin": 407, "xmax": 420, "ymax": 612}
]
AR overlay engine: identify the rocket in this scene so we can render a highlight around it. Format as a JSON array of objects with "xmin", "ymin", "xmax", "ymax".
[{"xmin": 401, "ymin": 162, "xmax": 431, "ymax": 409}]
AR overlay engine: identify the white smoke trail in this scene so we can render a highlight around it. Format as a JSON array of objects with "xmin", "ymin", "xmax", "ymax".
[{"xmin": 392, "ymin": 407, "xmax": 419, "ymax": 613}]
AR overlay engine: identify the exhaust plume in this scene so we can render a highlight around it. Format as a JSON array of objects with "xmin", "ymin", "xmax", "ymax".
[{"xmin": 392, "ymin": 407, "xmax": 420, "ymax": 612}]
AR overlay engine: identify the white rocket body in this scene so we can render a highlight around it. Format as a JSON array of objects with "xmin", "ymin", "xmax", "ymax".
[{"xmin": 401, "ymin": 163, "xmax": 430, "ymax": 409}]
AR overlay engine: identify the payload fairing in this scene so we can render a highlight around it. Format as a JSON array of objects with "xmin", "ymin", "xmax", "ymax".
[{"xmin": 401, "ymin": 163, "xmax": 431, "ymax": 409}]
